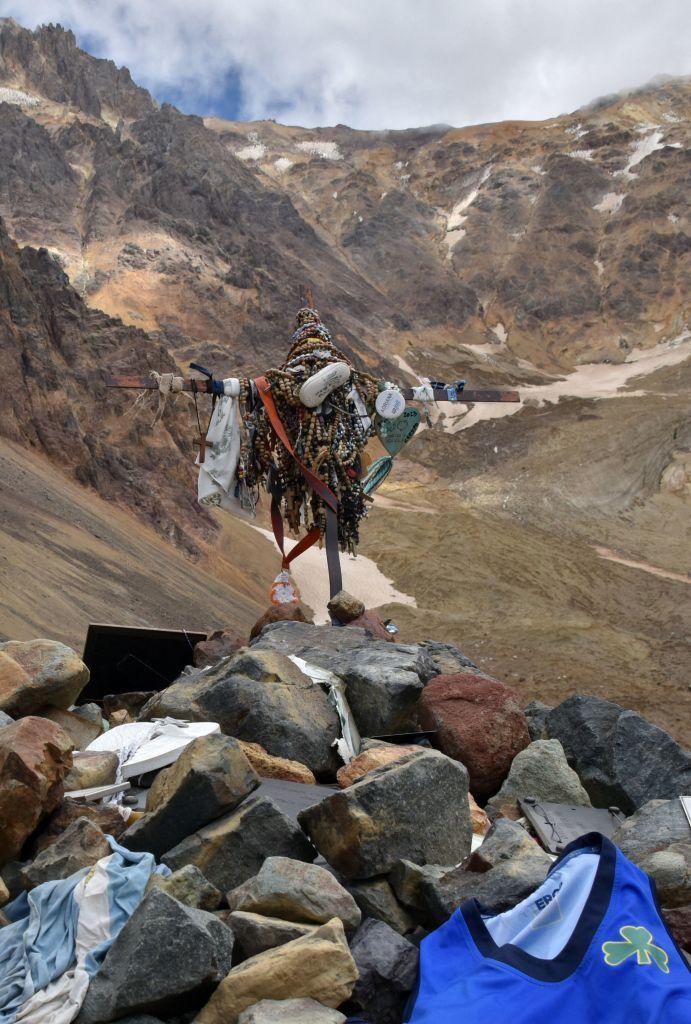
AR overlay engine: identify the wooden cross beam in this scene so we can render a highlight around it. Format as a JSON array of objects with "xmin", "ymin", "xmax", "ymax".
[{"xmin": 104, "ymin": 374, "xmax": 521, "ymax": 404}]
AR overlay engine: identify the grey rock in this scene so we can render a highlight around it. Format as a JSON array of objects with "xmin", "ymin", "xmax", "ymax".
[
  {"xmin": 76, "ymin": 889, "xmax": 234, "ymax": 1023},
  {"xmin": 122, "ymin": 734, "xmax": 259, "ymax": 858},
  {"xmin": 486, "ymin": 739, "xmax": 591, "ymax": 818},
  {"xmin": 21, "ymin": 817, "xmax": 110, "ymax": 889},
  {"xmin": 524, "ymin": 700, "xmax": 553, "ymax": 741},
  {"xmin": 162, "ymin": 795, "xmax": 315, "ymax": 891},
  {"xmin": 346, "ymin": 876, "xmax": 415, "ymax": 935},
  {"xmin": 251, "ymin": 621, "xmax": 435, "ymax": 736},
  {"xmin": 347, "ymin": 919, "xmax": 419, "ymax": 1024},
  {"xmin": 419, "ymin": 640, "xmax": 478, "ymax": 675},
  {"xmin": 613, "ymin": 799, "xmax": 691, "ymax": 907},
  {"xmin": 229, "ymin": 911, "xmax": 318, "ymax": 959},
  {"xmin": 143, "ymin": 648, "xmax": 341, "ymax": 778},
  {"xmin": 0, "ymin": 711, "xmax": 14, "ymax": 728},
  {"xmin": 546, "ymin": 695, "xmax": 691, "ymax": 813},
  {"xmin": 238, "ymin": 999, "xmax": 346, "ymax": 1023},
  {"xmin": 146, "ymin": 864, "xmax": 222, "ymax": 910},
  {"xmin": 70, "ymin": 702, "xmax": 104, "ymax": 728},
  {"xmin": 421, "ymin": 819, "xmax": 553, "ymax": 927},
  {"xmin": 389, "ymin": 860, "xmax": 452, "ymax": 921},
  {"xmin": 298, "ymin": 749, "xmax": 472, "ymax": 880},
  {"xmin": 228, "ymin": 856, "xmax": 361, "ymax": 930}
]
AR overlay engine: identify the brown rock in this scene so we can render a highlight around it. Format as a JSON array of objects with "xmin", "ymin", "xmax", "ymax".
[
  {"xmin": 418, "ymin": 672, "xmax": 531, "ymax": 799},
  {"xmin": 40, "ymin": 706, "xmax": 102, "ymax": 749},
  {"xmin": 0, "ymin": 878, "xmax": 9, "ymax": 907},
  {"xmin": 0, "ymin": 716, "xmax": 72, "ymax": 866},
  {"xmin": 195, "ymin": 631, "xmax": 245, "ymax": 668},
  {"xmin": 239, "ymin": 741, "xmax": 316, "ymax": 785},
  {"xmin": 662, "ymin": 905, "xmax": 691, "ymax": 953},
  {"xmin": 64, "ymin": 751, "xmax": 119, "ymax": 792},
  {"xmin": 32, "ymin": 798, "xmax": 128, "ymax": 853},
  {"xmin": 469, "ymin": 793, "xmax": 491, "ymax": 836},
  {"xmin": 108, "ymin": 708, "xmax": 133, "ymax": 727},
  {"xmin": 21, "ymin": 816, "xmax": 110, "ymax": 889},
  {"xmin": 249, "ymin": 603, "xmax": 313, "ymax": 642},
  {"xmin": 229, "ymin": 911, "xmax": 319, "ymax": 959},
  {"xmin": 102, "ymin": 691, "xmax": 155, "ymax": 719},
  {"xmin": 0, "ymin": 640, "xmax": 89, "ymax": 717},
  {"xmin": 345, "ymin": 610, "xmax": 394, "ymax": 642},
  {"xmin": 196, "ymin": 918, "xmax": 358, "ymax": 1024},
  {"xmin": 336, "ymin": 745, "xmax": 419, "ymax": 788},
  {"xmin": 327, "ymin": 591, "xmax": 365, "ymax": 625}
]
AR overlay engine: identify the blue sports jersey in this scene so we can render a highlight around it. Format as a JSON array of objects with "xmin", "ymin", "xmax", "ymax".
[{"xmin": 405, "ymin": 832, "xmax": 691, "ymax": 1022}]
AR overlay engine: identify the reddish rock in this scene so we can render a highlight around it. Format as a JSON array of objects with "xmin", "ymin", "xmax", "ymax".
[
  {"xmin": 249, "ymin": 603, "xmax": 314, "ymax": 642},
  {"xmin": 0, "ymin": 716, "xmax": 73, "ymax": 866},
  {"xmin": 345, "ymin": 610, "xmax": 394, "ymax": 642},
  {"xmin": 418, "ymin": 673, "xmax": 531, "ymax": 800},
  {"xmin": 469, "ymin": 793, "xmax": 491, "ymax": 836},
  {"xmin": 194, "ymin": 631, "xmax": 245, "ymax": 668},
  {"xmin": 662, "ymin": 905, "xmax": 691, "ymax": 952},
  {"xmin": 32, "ymin": 799, "xmax": 129, "ymax": 854},
  {"xmin": 336, "ymin": 745, "xmax": 419, "ymax": 788}
]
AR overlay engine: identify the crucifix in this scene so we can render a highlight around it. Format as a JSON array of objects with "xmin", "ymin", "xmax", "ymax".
[{"xmin": 106, "ymin": 291, "xmax": 520, "ymax": 611}]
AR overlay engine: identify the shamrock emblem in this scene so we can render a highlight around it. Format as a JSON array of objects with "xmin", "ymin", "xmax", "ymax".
[{"xmin": 602, "ymin": 926, "xmax": 669, "ymax": 974}]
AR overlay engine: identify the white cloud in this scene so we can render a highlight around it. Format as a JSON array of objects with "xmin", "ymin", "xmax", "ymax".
[{"xmin": 8, "ymin": 0, "xmax": 691, "ymax": 129}]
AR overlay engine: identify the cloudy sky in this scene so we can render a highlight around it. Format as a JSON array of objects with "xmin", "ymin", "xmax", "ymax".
[{"xmin": 9, "ymin": 1, "xmax": 691, "ymax": 129}]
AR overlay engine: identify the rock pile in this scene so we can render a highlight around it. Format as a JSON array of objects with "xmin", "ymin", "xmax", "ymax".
[{"xmin": 0, "ymin": 619, "xmax": 689, "ymax": 1022}]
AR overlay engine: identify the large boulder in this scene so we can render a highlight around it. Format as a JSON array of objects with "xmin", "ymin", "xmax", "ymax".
[
  {"xmin": 298, "ymin": 749, "xmax": 472, "ymax": 880},
  {"xmin": 142, "ymin": 649, "xmax": 341, "ymax": 778},
  {"xmin": 346, "ymin": 919, "xmax": 419, "ymax": 1024},
  {"xmin": 417, "ymin": 672, "xmax": 531, "ymax": 799},
  {"xmin": 344, "ymin": 876, "xmax": 415, "ymax": 935},
  {"xmin": 485, "ymin": 739, "xmax": 591, "ymax": 819},
  {"xmin": 196, "ymin": 918, "xmax": 357, "ymax": 1024},
  {"xmin": 32, "ymin": 799, "xmax": 128, "ymax": 853},
  {"xmin": 65, "ymin": 751, "xmax": 119, "ymax": 792},
  {"xmin": 336, "ymin": 744, "xmax": 419, "ymax": 788},
  {"xmin": 122, "ymin": 735, "xmax": 259, "ymax": 858},
  {"xmin": 0, "ymin": 640, "xmax": 89, "ymax": 716},
  {"xmin": 419, "ymin": 640, "xmax": 478, "ymax": 675},
  {"xmin": 77, "ymin": 889, "xmax": 234, "ymax": 1023},
  {"xmin": 41, "ymin": 706, "xmax": 103, "ymax": 749},
  {"xmin": 228, "ymin": 911, "xmax": 319, "ymax": 960},
  {"xmin": 613, "ymin": 799, "xmax": 691, "ymax": 907},
  {"xmin": 162, "ymin": 795, "xmax": 315, "ymax": 892},
  {"xmin": 419, "ymin": 819, "xmax": 553, "ymax": 927},
  {"xmin": 546, "ymin": 695, "xmax": 691, "ymax": 813},
  {"xmin": 0, "ymin": 716, "xmax": 72, "ymax": 866},
  {"xmin": 238, "ymin": 1000, "xmax": 345, "ymax": 1023},
  {"xmin": 228, "ymin": 857, "xmax": 361, "ymax": 931},
  {"xmin": 146, "ymin": 864, "xmax": 222, "ymax": 910},
  {"xmin": 251, "ymin": 621, "xmax": 435, "ymax": 736},
  {"xmin": 21, "ymin": 816, "xmax": 110, "ymax": 889}
]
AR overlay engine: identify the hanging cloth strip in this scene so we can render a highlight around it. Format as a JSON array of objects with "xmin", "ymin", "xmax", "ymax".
[
  {"xmin": 254, "ymin": 375, "xmax": 343, "ymax": 599},
  {"xmin": 197, "ymin": 378, "xmax": 242, "ymax": 509}
]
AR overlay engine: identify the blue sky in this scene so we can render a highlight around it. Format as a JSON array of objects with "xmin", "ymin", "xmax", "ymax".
[{"xmin": 9, "ymin": 1, "xmax": 691, "ymax": 129}]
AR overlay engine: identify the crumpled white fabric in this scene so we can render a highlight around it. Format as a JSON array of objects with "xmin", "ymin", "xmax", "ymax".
[
  {"xmin": 197, "ymin": 378, "xmax": 242, "ymax": 509},
  {"xmin": 288, "ymin": 655, "xmax": 361, "ymax": 763}
]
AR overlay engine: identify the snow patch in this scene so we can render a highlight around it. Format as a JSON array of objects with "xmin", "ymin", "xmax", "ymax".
[
  {"xmin": 663, "ymin": 112, "xmax": 681, "ymax": 123},
  {"xmin": 594, "ymin": 259, "xmax": 605, "ymax": 276},
  {"xmin": 273, "ymin": 157, "xmax": 293, "ymax": 173},
  {"xmin": 296, "ymin": 140, "xmax": 342, "ymax": 160},
  {"xmin": 668, "ymin": 213, "xmax": 680, "ymax": 224},
  {"xmin": 444, "ymin": 167, "xmax": 492, "ymax": 254},
  {"xmin": 236, "ymin": 143, "xmax": 266, "ymax": 161},
  {"xmin": 568, "ymin": 149, "xmax": 594, "ymax": 161},
  {"xmin": 566, "ymin": 123, "xmax": 588, "ymax": 139},
  {"xmin": 594, "ymin": 192, "xmax": 626, "ymax": 214},
  {"xmin": 619, "ymin": 130, "xmax": 665, "ymax": 177},
  {"xmin": 491, "ymin": 322, "xmax": 508, "ymax": 344},
  {"xmin": 0, "ymin": 87, "xmax": 39, "ymax": 107},
  {"xmin": 531, "ymin": 165, "xmax": 546, "ymax": 175}
]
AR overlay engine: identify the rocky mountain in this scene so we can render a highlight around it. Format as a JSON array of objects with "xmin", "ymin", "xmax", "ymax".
[{"xmin": 0, "ymin": 20, "xmax": 688, "ymax": 740}]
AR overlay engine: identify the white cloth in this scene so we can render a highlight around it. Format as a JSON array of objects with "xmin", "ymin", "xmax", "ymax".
[
  {"xmin": 197, "ymin": 378, "xmax": 242, "ymax": 509},
  {"xmin": 288, "ymin": 655, "xmax": 361, "ymax": 763}
]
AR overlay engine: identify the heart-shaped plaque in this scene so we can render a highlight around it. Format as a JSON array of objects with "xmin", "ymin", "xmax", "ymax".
[{"xmin": 376, "ymin": 406, "xmax": 421, "ymax": 455}]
